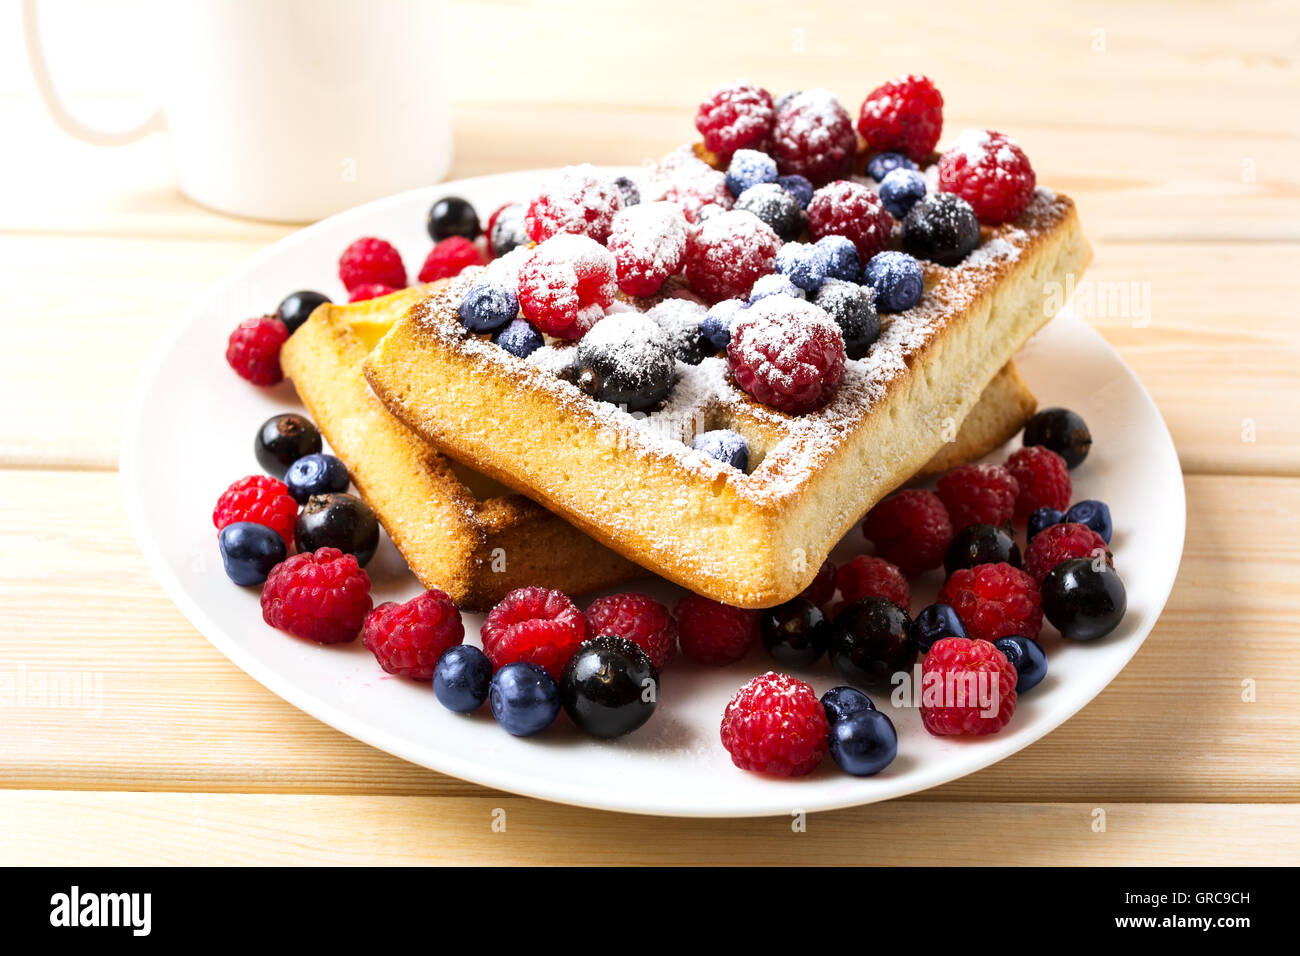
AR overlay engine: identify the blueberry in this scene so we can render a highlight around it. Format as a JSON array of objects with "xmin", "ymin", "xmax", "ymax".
[
  {"xmin": 878, "ymin": 168, "xmax": 927, "ymax": 219},
  {"xmin": 748, "ymin": 273, "xmax": 805, "ymax": 304},
  {"xmin": 457, "ymin": 278, "xmax": 518, "ymax": 333},
  {"xmin": 1042, "ymin": 558, "xmax": 1127, "ymax": 641},
  {"xmin": 828, "ymin": 709, "xmax": 898, "ymax": 776},
  {"xmin": 275, "ymin": 290, "xmax": 331, "ymax": 335},
  {"xmin": 613, "ymin": 176, "xmax": 641, "ymax": 206},
  {"xmin": 994, "ymin": 636, "xmax": 1048, "ymax": 692},
  {"xmin": 560, "ymin": 635, "xmax": 658, "ymax": 738},
  {"xmin": 295, "ymin": 492, "xmax": 379, "ymax": 565},
  {"xmin": 866, "ymin": 151, "xmax": 918, "ymax": 182},
  {"xmin": 650, "ymin": 303, "xmax": 712, "ymax": 366},
  {"xmin": 815, "ymin": 235, "xmax": 861, "ymax": 283},
  {"xmin": 218, "ymin": 521, "xmax": 286, "ymax": 586},
  {"xmin": 574, "ymin": 313, "xmax": 675, "ymax": 412},
  {"xmin": 490, "ymin": 661, "xmax": 561, "ymax": 736},
  {"xmin": 774, "ymin": 90, "xmax": 802, "ymax": 112},
  {"xmin": 863, "ymin": 251, "xmax": 924, "ymax": 313},
  {"xmin": 693, "ymin": 429, "xmax": 749, "ymax": 471},
  {"xmin": 488, "ymin": 203, "xmax": 528, "ymax": 257},
  {"xmin": 760, "ymin": 598, "xmax": 830, "ymax": 666},
  {"xmin": 910, "ymin": 602, "xmax": 968, "ymax": 653},
  {"xmin": 734, "ymin": 183, "xmax": 804, "ymax": 240},
  {"xmin": 820, "ymin": 685, "xmax": 875, "ymax": 724},
  {"xmin": 491, "ymin": 318, "xmax": 543, "ymax": 359},
  {"xmin": 776, "ymin": 174, "xmax": 813, "ymax": 208},
  {"xmin": 1028, "ymin": 507, "xmax": 1065, "ymax": 541},
  {"xmin": 829, "ymin": 597, "xmax": 917, "ymax": 688},
  {"xmin": 701, "ymin": 298, "xmax": 746, "ymax": 349},
  {"xmin": 812, "ymin": 280, "xmax": 880, "ymax": 359},
  {"xmin": 284, "ymin": 453, "xmax": 350, "ymax": 504},
  {"xmin": 255, "ymin": 413, "xmax": 322, "ymax": 478},
  {"xmin": 725, "ymin": 149, "xmax": 778, "ymax": 197},
  {"xmin": 427, "ymin": 196, "xmax": 480, "ymax": 242},
  {"xmin": 774, "ymin": 242, "xmax": 827, "ymax": 291},
  {"xmin": 944, "ymin": 523, "xmax": 1022, "ymax": 576},
  {"xmin": 433, "ymin": 645, "xmax": 492, "ymax": 713},
  {"xmin": 1065, "ymin": 499, "xmax": 1113, "ymax": 544},
  {"xmin": 1023, "ymin": 407, "xmax": 1092, "ymax": 468},
  {"xmin": 902, "ymin": 193, "xmax": 981, "ymax": 266}
]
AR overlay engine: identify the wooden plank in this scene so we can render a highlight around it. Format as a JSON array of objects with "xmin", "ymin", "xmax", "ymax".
[
  {"xmin": 0, "ymin": 792, "xmax": 1295, "ymax": 865},
  {"xmin": 0, "ymin": 469, "xmax": 1296, "ymax": 801}
]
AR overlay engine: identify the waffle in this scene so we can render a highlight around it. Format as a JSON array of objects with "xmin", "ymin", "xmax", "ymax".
[
  {"xmin": 364, "ymin": 190, "xmax": 1090, "ymax": 608},
  {"xmin": 282, "ymin": 285, "xmax": 1036, "ymax": 609}
]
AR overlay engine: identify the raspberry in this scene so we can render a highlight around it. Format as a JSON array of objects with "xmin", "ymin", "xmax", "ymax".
[
  {"xmin": 225, "ymin": 315, "xmax": 288, "ymax": 386},
  {"xmin": 769, "ymin": 88, "xmax": 857, "ymax": 186},
  {"xmin": 798, "ymin": 559, "xmax": 837, "ymax": 607},
  {"xmin": 857, "ymin": 74, "xmax": 944, "ymax": 163},
  {"xmin": 338, "ymin": 237, "xmax": 406, "ymax": 292},
  {"xmin": 807, "ymin": 181, "xmax": 894, "ymax": 261},
  {"xmin": 418, "ymin": 235, "xmax": 486, "ymax": 283},
  {"xmin": 261, "ymin": 547, "xmax": 372, "ymax": 644},
  {"xmin": 674, "ymin": 594, "xmax": 759, "ymax": 666},
  {"xmin": 516, "ymin": 234, "xmax": 617, "ymax": 339},
  {"xmin": 362, "ymin": 589, "xmax": 465, "ymax": 680},
  {"xmin": 686, "ymin": 209, "xmax": 780, "ymax": 302},
  {"xmin": 585, "ymin": 592, "xmax": 678, "ymax": 671},
  {"xmin": 524, "ymin": 164, "xmax": 622, "ymax": 244},
  {"xmin": 920, "ymin": 637, "xmax": 1018, "ymax": 736},
  {"xmin": 939, "ymin": 562, "xmax": 1042, "ymax": 642},
  {"xmin": 212, "ymin": 475, "xmax": 298, "ymax": 548},
  {"xmin": 936, "ymin": 463, "xmax": 1020, "ymax": 531},
  {"xmin": 348, "ymin": 283, "xmax": 400, "ymax": 303},
  {"xmin": 1005, "ymin": 445, "xmax": 1072, "ymax": 521},
  {"xmin": 694, "ymin": 81, "xmax": 775, "ymax": 160},
  {"xmin": 862, "ymin": 489, "xmax": 953, "ymax": 576},
  {"xmin": 720, "ymin": 672, "xmax": 828, "ymax": 775},
  {"xmin": 1024, "ymin": 522, "xmax": 1112, "ymax": 584},
  {"xmin": 937, "ymin": 129, "xmax": 1037, "ymax": 225},
  {"xmin": 606, "ymin": 201, "xmax": 688, "ymax": 297},
  {"xmin": 481, "ymin": 586, "xmax": 587, "ymax": 679},
  {"xmin": 727, "ymin": 295, "xmax": 845, "ymax": 414},
  {"xmin": 641, "ymin": 147, "xmax": 734, "ymax": 224},
  {"xmin": 836, "ymin": 555, "xmax": 911, "ymax": 611}
]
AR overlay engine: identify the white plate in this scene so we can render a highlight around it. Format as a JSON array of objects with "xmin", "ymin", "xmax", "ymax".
[{"xmin": 121, "ymin": 169, "xmax": 1185, "ymax": 818}]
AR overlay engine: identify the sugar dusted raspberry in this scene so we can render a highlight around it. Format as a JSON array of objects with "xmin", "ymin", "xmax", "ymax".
[
  {"xmin": 937, "ymin": 129, "xmax": 1037, "ymax": 224},
  {"xmin": 862, "ymin": 489, "xmax": 953, "ymax": 576},
  {"xmin": 674, "ymin": 594, "xmax": 759, "ymax": 666},
  {"xmin": 524, "ymin": 164, "xmax": 623, "ymax": 244},
  {"xmin": 807, "ymin": 180, "xmax": 894, "ymax": 261},
  {"xmin": 481, "ymin": 586, "xmax": 587, "ymax": 679},
  {"xmin": 362, "ymin": 589, "xmax": 465, "ymax": 680},
  {"xmin": 585, "ymin": 592, "xmax": 678, "ymax": 670},
  {"xmin": 857, "ymin": 74, "xmax": 944, "ymax": 163},
  {"xmin": 516, "ymin": 234, "xmax": 617, "ymax": 340},
  {"xmin": 726, "ymin": 295, "xmax": 845, "ymax": 414},
  {"xmin": 418, "ymin": 235, "xmax": 486, "ymax": 283},
  {"xmin": 685, "ymin": 209, "xmax": 780, "ymax": 302},
  {"xmin": 212, "ymin": 474, "xmax": 298, "ymax": 548},
  {"xmin": 641, "ymin": 147, "xmax": 734, "ymax": 224},
  {"xmin": 920, "ymin": 637, "xmax": 1018, "ymax": 736},
  {"xmin": 1024, "ymin": 522, "xmax": 1112, "ymax": 584},
  {"xmin": 261, "ymin": 548, "xmax": 372, "ymax": 645},
  {"xmin": 607, "ymin": 201, "xmax": 688, "ymax": 296},
  {"xmin": 798, "ymin": 559, "xmax": 838, "ymax": 607},
  {"xmin": 936, "ymin": 463, "xmax": 1020, "ymax": 531},
  {"xmin": 939, "ymin": 562, "xmax": 1042, "ymax": 642},
  {"xmin": 770, "ymin": 88, "xmax": 857, "ymax": 186},
  {"xmin": 225, "ymin": 315, "xmax": 288, "ymax": 386},
  {"xmin": 1005, "ymin": 445, "xmax": 1072, "ymax": 521},
  {"xmin": 695, "ymin": 81, "xmax": 775, "ymax": 160},
  {"xmin": 836, "ymin": 555, "xmax": 911, "ymax": 611},
  {"xmin": 720, "ymin": 672, "xmax": 829, "ymax": 776},
  {"xmin": 347, "ymin": 283, "xmax": 400, "ymax": 303},
  {"xmin": 338, "ymin": 237, "xmax": 406, "ymax": 292}
]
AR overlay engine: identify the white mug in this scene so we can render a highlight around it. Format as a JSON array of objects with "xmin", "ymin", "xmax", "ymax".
[{"xmin": 23, "ymin": 0, "xmax": 453, "ymax": 222}]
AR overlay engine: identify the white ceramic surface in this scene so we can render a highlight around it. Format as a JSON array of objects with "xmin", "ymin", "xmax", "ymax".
[{"xmin": 121, "ymin": 169, "xmax": 1185, "ymax": 817}]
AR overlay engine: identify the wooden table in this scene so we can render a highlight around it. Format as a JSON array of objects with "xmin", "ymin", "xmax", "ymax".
[{"xmin": 2, "ymin": 1, "xmax": 1297, "ymax": 865}]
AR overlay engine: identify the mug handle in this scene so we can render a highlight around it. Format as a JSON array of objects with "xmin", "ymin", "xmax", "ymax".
[{"xmin": 22, "ymin": 0, "xmax": 165, "ymax": 145}]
